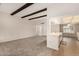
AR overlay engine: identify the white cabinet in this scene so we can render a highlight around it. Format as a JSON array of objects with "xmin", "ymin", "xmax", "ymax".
[{"xmin": 47, "ymin": 33, "xmax": 62, "ymax": 50}]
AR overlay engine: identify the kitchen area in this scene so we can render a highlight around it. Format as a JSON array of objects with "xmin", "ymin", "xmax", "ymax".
[{"xmin": 47, "ymin": 15, "xmax": 79, "ymax": 50}]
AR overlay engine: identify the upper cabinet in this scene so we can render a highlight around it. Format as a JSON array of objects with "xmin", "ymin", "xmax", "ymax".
[
  {"xmin": 62, "ymin": 15, "xmax": 79, "ymax": 24},
  {"xmin": 72, "ymin": 15, "xmax": 79, "ymax": 24},
  {"xmin": 62, "ymin": 16, "xmax": 72, "ymax": 24}
]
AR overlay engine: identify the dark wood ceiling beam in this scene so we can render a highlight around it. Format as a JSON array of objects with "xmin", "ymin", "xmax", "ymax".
[
  {"xmin": 11, "ymin": 3, "xmax": 34, "ymax": 15},
  {"xmin": 29, "ymin": 15, "xmax": 47, "ymax": 20},
  {"xmin": 21, "ymin": 8, "xmax": 47, "ymax": 18}
]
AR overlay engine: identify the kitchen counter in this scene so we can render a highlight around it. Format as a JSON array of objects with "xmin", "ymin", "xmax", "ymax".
[{"xmin": 50, "ymin": 32, "xmax": 62, "ymax": 36}]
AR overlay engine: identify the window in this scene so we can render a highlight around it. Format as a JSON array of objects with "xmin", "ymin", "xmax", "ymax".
[{"xmin": 63, "ymin": 24, "xmax": 74, "ymax": 33}]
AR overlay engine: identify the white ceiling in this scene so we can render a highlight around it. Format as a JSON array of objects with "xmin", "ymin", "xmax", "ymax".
[
  {"xmin": 1, "ymin": 3, "xmax": 79, "ymax": 24},
  {"xmin": 0, "ymin": 3, "xmax": 48, "ymax": 24},
  {"xmin": 0, "ymin": 3, "xmax": 48, "ymax": 18},
  {"xmin": 0, "ymin": 3, "xmax": 25, "ymax": 14},
  {"xmin": 1, "ymin": 3, "xmax": 79, "ymax": 17},
  {"xmin": 48, "ymin": 3, "xmax": 79, "ymax": 17},
  {"xmin": 14, "ymin": 3, "xmax": 48, "ymax": 18}
]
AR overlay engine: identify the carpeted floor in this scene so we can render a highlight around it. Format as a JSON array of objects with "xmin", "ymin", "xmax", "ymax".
[{"xmin": 0, "ymin": 36, "xmax": 57, "ymax": 56}]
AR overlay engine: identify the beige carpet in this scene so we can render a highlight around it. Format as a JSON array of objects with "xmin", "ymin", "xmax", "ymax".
[{"xmin": 0, "ymin": 36, "xmax": 57, "ymax": 56}]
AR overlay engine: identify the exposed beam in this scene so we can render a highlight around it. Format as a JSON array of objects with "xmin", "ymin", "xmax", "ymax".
[
  {"xmin": 21, "ymin": 8, "xmax": 47, "ymax": 18},
  {"xmin": 11, "ymin": 3, "xmax": 34, "ymax": 15},
  {"xmin": 29, "ymin": 15, "xmax": 47, "ymax": 20}
]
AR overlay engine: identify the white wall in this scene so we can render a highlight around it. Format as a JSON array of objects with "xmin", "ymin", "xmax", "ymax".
[
  {"xmin": 0, "ymin": 11, "xmax": 36, "ymax": 42},
  {"xmin": 35, "ymin": 18, "xmax": 47, "ymax": 36},
  {"xmin": 36, "ymin": 23, "xmax": 47, "ymax": 36},
  {"xmin": 42, "ymin": 21, "xmax": 47, "ymax": 35}
]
